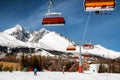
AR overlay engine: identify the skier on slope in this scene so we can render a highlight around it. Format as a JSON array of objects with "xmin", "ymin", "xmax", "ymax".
[{"xmin": 34, "ymin": 68, "xmax": 37, "ymax": 76}]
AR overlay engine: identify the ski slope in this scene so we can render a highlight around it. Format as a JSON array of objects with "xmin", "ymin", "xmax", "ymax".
[{"xmin": 0, "ymin": 71, "xmax": 120, "ymax": 80}]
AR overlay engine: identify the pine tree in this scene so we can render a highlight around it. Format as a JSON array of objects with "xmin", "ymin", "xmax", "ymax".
[
  {"xmin": 9, "ymin": 66, "xmax": 13, "ymax": 72},
  {"xmin": 0, "ymin": 64, "xmax": 3, "ymax": 71}
]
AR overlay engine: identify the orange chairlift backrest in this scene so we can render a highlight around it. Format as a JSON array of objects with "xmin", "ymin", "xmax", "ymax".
[
  {"xmin": 66, "ymin": 45, "xmax": 76, "ymax": 51},
  {"xmin": 85, "ymin": 0, "xmax": 115, "ymax": 7},
  {"xmin": 84, "ymin": 0, "xmax": 115, "ymax": 11}
]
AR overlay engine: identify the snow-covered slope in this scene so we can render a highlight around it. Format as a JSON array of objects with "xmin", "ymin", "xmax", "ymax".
[
  {"xmin": 0, "ymin": 24, "xmax": 120, "ymax": 59},
  {"xmin": 38, "ymin": 31, "xmax": 75, "ymax": 51},
  {"xmin": 80, "ymin": 45, "xmax": 120, "ymax": 59},
  {"xmin": 0, "ymin": 32, "xmax": 33, "ymax": 48},
  {"xmin": 0, "ymin": 72, "xmax": 120, "ymax": 80}
]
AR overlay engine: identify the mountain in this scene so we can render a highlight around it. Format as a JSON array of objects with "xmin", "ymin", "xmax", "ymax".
[
  {"xmin": 38, "ymin": 31, "xmax": 75, "ymax": 51},
  {"xmin": 28, "ymin": 28, "xmax": 75, "ymax": 51},
  {"xmin": 0, "ymin": 24, "xmax": 120, "ymax": 59},
  {"xmin": 3, "ymin": 24, "xmax": 30, "ymax": 42},
  {"xmin": 29, "ymin": 28, "xmax": 50, "ymax": 43}
]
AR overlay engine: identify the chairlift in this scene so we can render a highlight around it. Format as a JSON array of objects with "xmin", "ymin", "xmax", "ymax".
[
  {"xmin": 66, "ymin": 45, "xmax": 76, "ymax": 51},
  {"xmin": 83, "ymin": 54, "xmax": 90, "ymax": 58},
  {"xmin": 72, "ymin": 56, "xmax": 79, "ymax": 59},
  {"xmin": 83, "ymin": 43, "xmax": 94, "ymax": 49},
  {"xmin": 84, "ymin": 0, "xmax": 116, "ymax": 14},
  {"xmin": 42, "ymin": 12, "xmax": 65, "ymax": 26},
  {"xmin": 42, "ymin": 0, "xmax": 65, "ymax": 26}
]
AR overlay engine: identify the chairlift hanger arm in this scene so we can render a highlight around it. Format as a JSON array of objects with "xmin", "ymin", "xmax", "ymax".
[
  {"xmin": 48, "ymin": 0, "xmax": 53, "ymax": 13},
  {"xmin": 47, "ymin": 0, "xmax": 57, "ymax": 13}
]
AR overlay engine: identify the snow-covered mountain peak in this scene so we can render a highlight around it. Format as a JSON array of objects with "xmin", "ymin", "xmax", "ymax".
[
  {"xmin": 3, "ymin": 24, "xmax": 24, "ymax": 34},
  {"xmin": 3, "ymin": 24, "xmax": 30, "ymax": 42},
  {"xmin": 39, "ymin": 28, "xmax": 50, "ymax": 33},
  {"xmin": 29, "ymin": 28, "xmax": 50, "ymax": 43},
  {"xmin": 39, "ymin": 28, "xmax": 50, "ymax": 36},
  {"xmin": 38, "ymin": 31, "xmax": 75, "ymax": 51},
  {"xmin": 14, "ymin": 24, "xmax": 23, "ymax": 31},
  {"xmin": 31, "ymin": 31, "xmax": 39, "ymax": 36}
]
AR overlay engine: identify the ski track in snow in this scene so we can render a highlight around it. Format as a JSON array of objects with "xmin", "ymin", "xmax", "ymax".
[{"xmin": 0, "ymin": 71, "xmax": 120, "ymax": 80}]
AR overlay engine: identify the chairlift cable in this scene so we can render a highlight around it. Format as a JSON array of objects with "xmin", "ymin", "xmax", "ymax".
[
  {"xmin": 82, "ymin": 12, "xmax": 91, "ymax": 43},
  {"xmin": 51, "ymin": 0, "xmax": 58, "ymax": 12}
]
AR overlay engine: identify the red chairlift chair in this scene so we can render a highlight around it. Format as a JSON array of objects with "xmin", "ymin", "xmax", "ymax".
[
  {"xmin": 42, "ymin": 12, "xmax": 65, "ymax": 26},
  {"xmin": 42, "ymin": 0, "xmax": 65, "ymax": 26},
  {"xmin": 83, "ymin": 43, "xmax": 94, "ymax": 49}
]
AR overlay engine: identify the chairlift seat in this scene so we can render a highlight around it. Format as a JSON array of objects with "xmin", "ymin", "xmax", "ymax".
[
  {"xmin": 72, "ymin": 56, "xmax": 79, "ymax": 59},
  {"xmin": 83, "ymin": 43, "xmax": 94, "ymax": 49},
  {"xmin": 42, "ymin": 12, "xmax": 65, "ymax": 26},
  {"xmin": 84, "ymin": 0, "xmax": 115, "ymax": 11},
  {"xmin": 83, "ymin": 54, "xmax": 90, "ymax": 58},
  {"xmin": 66, "ymin": 45, "xmax": 76, "ymax": 51}
]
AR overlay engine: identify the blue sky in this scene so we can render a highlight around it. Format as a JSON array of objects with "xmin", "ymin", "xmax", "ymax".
[{"xmin": 0, "ymin": 0, "xmax": 120, "ymax": 51}]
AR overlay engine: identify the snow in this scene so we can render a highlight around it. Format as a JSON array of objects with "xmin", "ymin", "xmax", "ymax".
[
  {"xmin": 39, "ymin": 32, "xmax": 73, "ymax": 51},
  {"xmin": 32, "ymin": 50, "xmax": 55, "ymax": 56},
  {"xmin": 0, "ymin": 71, "xmax": 120, "ymax": 80},
  {"xmin": 16, "ymin": 50, "xmax": 55, "ymax": 58},
  {"xmin": 81, "ymin": 45, "xmax": 120, "ymax": 59},
  {"xmin": 0, "ymin": 32, "xmax": 33, "ymax": 48},
  {"xmin": 0, "ymin": 32, "xmax": 21, "ymax": 47}
]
